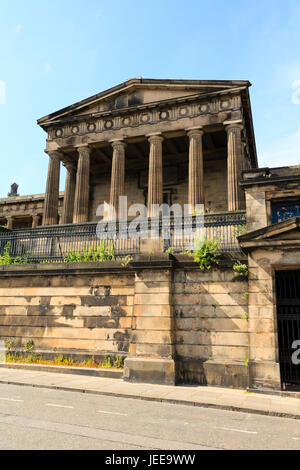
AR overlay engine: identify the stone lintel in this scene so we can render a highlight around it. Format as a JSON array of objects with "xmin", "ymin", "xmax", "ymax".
[{"xmin": 224, "ymin": 119, "xmax": 244, "ymax": 130}]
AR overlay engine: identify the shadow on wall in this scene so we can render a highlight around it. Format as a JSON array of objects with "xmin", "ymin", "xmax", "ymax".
[{"xmin": 173, "ymin": 267, "xmax": 249, "ymax": 388}]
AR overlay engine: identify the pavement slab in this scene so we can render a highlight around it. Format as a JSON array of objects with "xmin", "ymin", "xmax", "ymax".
[{"xmin": 0, "ymin": 367, "xmax": 299, "ymax": 420}]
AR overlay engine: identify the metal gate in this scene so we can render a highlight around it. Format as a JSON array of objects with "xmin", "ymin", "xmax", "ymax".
[{"xmin": 276, "ymin": 270, "xmax": 300, "ymax": 384}]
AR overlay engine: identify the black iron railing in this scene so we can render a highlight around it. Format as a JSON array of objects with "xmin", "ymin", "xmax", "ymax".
[
  {"xmin": 165, "ymin": 211, "xmax": 247, "ymax": 253},
  {"xmin": 0, "ymin": 211, "xmax": 246, "ymax": 263}
]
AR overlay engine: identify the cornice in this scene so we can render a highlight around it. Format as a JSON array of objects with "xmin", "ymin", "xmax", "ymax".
[{"xmin": 46, "ymin": 88, "xmax": 245, "ymax": 142}]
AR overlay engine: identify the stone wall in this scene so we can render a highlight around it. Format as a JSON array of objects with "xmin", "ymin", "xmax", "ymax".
[
  {"xmin": 0, "ymin": 264, "xmax": 134, "ymax": 361},
  {"xmin": 0, "ymin": 257, "xmax": 252, "ymax": 389},
  {"xmin": 173, "ymin": 265, "xmax": 249, "ymax": 388}
]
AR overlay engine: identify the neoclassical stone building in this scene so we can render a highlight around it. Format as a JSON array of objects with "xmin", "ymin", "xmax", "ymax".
[
  {"xmin": 2, "ymin": 78, "xmax": 300, "ymax": 391},
  {"xmin": 38, "ymin": 78, "xmax": 257, "ymax": 224}
]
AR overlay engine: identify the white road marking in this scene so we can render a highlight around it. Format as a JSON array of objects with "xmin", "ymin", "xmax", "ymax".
[
  {"xmin": 219, "ymin": 427, "xmax": 258, "ymax": 435},
  {"xmin": 97, "ymin": 410, "xmax": 128, "ymax": 416},
  {"xmin": 0, "ymin": 397, "xmax": 24, "ymax": 403},
  {"xmin": 46, "ymin": 403, "xmax": 74, "ymax": 409}
]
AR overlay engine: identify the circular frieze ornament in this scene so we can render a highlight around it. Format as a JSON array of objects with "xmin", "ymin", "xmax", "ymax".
[
  {"xmin": 87, "ymin": 123, "xmax": 96, "ymax": 132},
  {"xmin": 55, "ymin": 128, "xmax": 63, "ymax": 138},
  {"xmin": 104, "ymin": 120, "xmax": 113, "ymax": 129},
  {"xmin": 199, "ymin": 104, "xmax": 209, "ymax": 113},
  {"xmin": 159, "ymin": 110, "xmax": 169, "ymax": 120},
  {"xmin": 221, "ymin": 100, "xmax": 229, "ymax": 109},
  {"xmin": 122, "ymin": 117, "xmax": 131, "ymax": 126},
  {"xmin": 71, "ymin": 126, "xmax": 79, "ymax": 134},
  {"xmin": 141, "ymin": 113, "xmax": 150, "ymax": 123},
  {"xmin": 179, "ymin": 107, "xmax": 188, "ymax": 117}
]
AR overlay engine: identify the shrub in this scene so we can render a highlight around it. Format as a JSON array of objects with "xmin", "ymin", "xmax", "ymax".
[
  {"xmin": 64, "ymin": 242, "xmax": 115, "ymax": 263},
  {"xmin": 186, "ymin": 238, "xmax": 220, "ymax": 271},
  {"xmin": 233, "ymin": 261, "xmax": 248, "ymax": 278},
  {"xmin": 0, "ymin": 243, "xmax": 29, "ymax": 266}
]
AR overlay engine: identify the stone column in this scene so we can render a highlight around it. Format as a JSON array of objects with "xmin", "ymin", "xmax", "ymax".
[
  {"xmin": 32, "ymin": 215, "xmax": 40, "ymax": 229},
  {"xmin": 73, "ymin": 146, "xmax": 91, "ymax": 224},
  {"xmin": 62, "ymin": 162, "xmax": 76, "ymax": 224},
  {"xmin": 225, "ymin": 121, "xmax": 245, "ymax": 211},
  {"xmin": 187, "ymin": 127, "xmax": 204, "ymax": 213},
  {"xmin": 109, "ymin": 140, "xmax": 126, "ymax": 219},
  {"xmin": 147, "ymin": 134, "xmax": 164, "ymax": 217},
  {"xmin": 6, "ymin": 217, "xmax": 13, "ymax": 230},
  {"xmin": 43, "ymin": 151, "xmax": 61, "ymax": 226}
]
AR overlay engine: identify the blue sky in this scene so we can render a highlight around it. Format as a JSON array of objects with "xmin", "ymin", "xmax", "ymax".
[{"xmin": 0, "ymin": 0, "xmax": 300, "ymax": 198}]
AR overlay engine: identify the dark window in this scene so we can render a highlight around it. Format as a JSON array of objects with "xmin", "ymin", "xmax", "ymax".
[{"xmin": 272, "ymin": 201, "xmax": 300, "ymax": 224}]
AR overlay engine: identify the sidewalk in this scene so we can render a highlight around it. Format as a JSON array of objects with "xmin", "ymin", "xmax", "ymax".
[{"xmin": 0, "ymin": 366, "xmax": 299, "ymax": 420}]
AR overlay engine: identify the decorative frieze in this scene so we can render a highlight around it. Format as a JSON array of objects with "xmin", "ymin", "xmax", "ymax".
[{"xmin": 48, "ymin": 93, "xmax": 242, "ymax": 142}]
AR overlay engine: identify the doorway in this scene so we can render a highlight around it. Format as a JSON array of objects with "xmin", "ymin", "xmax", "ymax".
[{"xmin": 276, "ymin": 270, "xmax": 300, "ymax": 385}]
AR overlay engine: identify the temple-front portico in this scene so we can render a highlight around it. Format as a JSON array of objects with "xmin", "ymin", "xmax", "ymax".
[{"xmin": 39, "ymin": 80, "xmax": 256, "ymax": 226}]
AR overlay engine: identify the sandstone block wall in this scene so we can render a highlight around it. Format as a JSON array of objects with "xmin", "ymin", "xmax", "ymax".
[
  {"xmin": 0, "ymin": 270, "xmax": 134, "ymax": 358},
  {"xmin": 173, "ymin": 267, "xmax": 249, "ymax": 387}
]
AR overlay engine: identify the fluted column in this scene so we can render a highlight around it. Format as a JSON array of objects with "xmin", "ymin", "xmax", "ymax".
[
  {"xmin": 109, "ymin": 140, "xmax": 126, "ymax": 219},
  {"xmin": 6, "ymin": 217, "xmax": 13, "ymax": 230},
  {"xmin": 225, "ymin": 121, "xmax": 245, "ymax": 211},
  {"xmin": 147, "ymin": 134, "xmax": 164, "ymax": 217},
  {"xmin": 43, "ymin": 150, "xmax": 61, "ymax": 226},
  {"xmin": 32, "ymin": 215, "xmax": 40, "ymax": 228},
  {"xmin": 187, "ymin": 128, "xmax": 204, "ymax": 213},
  {"xmin": 62, "ymin": 162, "xmax": 76, "ymax": 224},
  {"xmin": 73, "ymin": 145, "xmax": 91, "ymax": 223}
]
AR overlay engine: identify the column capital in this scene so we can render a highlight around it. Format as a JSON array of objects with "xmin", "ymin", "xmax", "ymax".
[
  {"xmin": 186, "ymin": 127, "xmax": 204, "ymax": 137},
  {"xmin": 75, "ymin": 144, "xmax": 91, "ymax": 154},
  {"xmin": 224, "ymin": 120, "xmax": 244, "ymax": 132},
  {"xmin": 62, "ymin": 159, "xmax": 76, "ymax": 171},
  {"xmin": 147, "ymin": 133, "xmax": 164, "ymax": 143},
  {"xmin": 44, "ymin": 149, "xmax": 63, "ymax": 160},
  {"xmin": 110, "ymin": 139, "xmax": 127, "ymax": 149}
]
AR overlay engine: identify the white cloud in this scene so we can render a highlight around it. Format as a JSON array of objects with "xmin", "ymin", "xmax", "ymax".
[{"xmin": 44, "ymin": 63, "xmax": 51, "ymax": 73}]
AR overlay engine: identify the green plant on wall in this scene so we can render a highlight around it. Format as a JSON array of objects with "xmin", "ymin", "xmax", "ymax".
[
  {"xmin": 0, "ymin": 243, "xmax": 29, "ymax": 266},
  {"xmin": 186, "ymin": 238, "xmax": 220, "ymax": 271},
  {"xmin": 24, "ymin": 340, "xmax": 35, "ymax": 352},
  {"xmin": 64, "ymin": 242, "xmax": 115, "ymax": 263},
  {"xmin": 233, "ymin": 261, "xmax": 248, "ymax": 278}
]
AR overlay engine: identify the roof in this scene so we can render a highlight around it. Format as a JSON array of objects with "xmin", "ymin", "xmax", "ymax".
[
  {"xmin": 239, "ymin": 217, "xmax": 300, "ymax": 250},
  {"xmin": 37, "ymin": 77, "xmax": 252, "ymax": 125}
]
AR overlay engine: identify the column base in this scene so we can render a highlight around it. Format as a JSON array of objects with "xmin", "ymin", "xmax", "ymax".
[
  {"xmin": 249, "ymin": 361, "xmax": 282, "ymax": 391},
  {"xmin": 123, "ymin": 357, "xmax": 176, "ymax": 385}
]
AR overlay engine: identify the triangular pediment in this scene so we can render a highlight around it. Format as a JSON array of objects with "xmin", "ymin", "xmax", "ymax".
[
  {"xmin": 38, "ymin": 78, "xmax": 250, "ymax": 127},
  {"xmin": 239, "ymin": 217, "xmax": 300, "ymax": 246}
]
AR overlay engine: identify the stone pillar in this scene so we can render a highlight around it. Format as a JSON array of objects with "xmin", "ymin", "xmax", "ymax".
[
  {"xmin": 225, "ymin": 121, "xmax": 245, "ymax": 211},
  {"xmin": 147, "ymin": 134, "xmax": 164, "ymax": 217},
  {"xmin": 6, "ymin": 217, "xmax": 13, "ymax": 230},
  {"xmin": 124, "ymin": 256, "xmax": 175, "ymax": 385},
  {"xmin": 73, "ymin": 146, "xmax": 91, "ymax": 224},
  {"xmin": 32, "ymin": 215, "xmax": 40, "ymax": 229},
  {"xmin": 43, "ymin": 151, "xmax": 61, "ymax": 226},
  {"xmin": 62, "ymin": 162, "xmax": 76, "ymax": 224},
  {"xmin": 109, "ymin": 140, "xmax": 126, "ymax": 219},
  {"xmin": 187, "ymin": 127, "xmax": 204, "ymax": 212}
]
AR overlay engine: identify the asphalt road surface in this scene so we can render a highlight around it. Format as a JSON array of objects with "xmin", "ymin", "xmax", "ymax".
[{"xmin": 0, "ymin": 383, "xmax": 299, "ymax": 450}]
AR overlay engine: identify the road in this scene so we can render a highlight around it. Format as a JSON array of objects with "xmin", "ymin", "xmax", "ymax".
[{"xmin": 0, "ymin": 383, "xmax": 299, "ymax": 450}]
